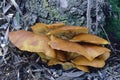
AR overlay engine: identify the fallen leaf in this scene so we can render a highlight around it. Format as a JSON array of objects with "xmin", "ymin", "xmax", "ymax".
[
  {"xmin": 9, "ymin": 30, "xmax": 56, "ymax": 58},
  {"xmin": 70, "ymin": 33, "xmax": 110, "ymax": 44},
  {"xmin": 72, "ymin": 56, "xmax": 105, "ymax": 68},
  {"xmin": 48, "ymin": 36, "xmax": 93, "ymax": 61},
  {"xmin": 47, "ymin": 26, "xmax": 88, "ymax": 39}
]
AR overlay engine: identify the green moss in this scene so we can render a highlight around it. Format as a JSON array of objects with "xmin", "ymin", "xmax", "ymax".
[{"xmin": 104, "ymin": 0, "xmax": 120, "ymax": 41}]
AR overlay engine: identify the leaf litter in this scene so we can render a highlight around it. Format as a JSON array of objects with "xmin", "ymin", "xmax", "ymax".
[{"xmin": 0, "ymin": 0, "xmax": 120, "ymax": 80}]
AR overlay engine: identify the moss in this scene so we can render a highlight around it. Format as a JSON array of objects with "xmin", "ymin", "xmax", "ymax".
[{"xmin": 104, "ymin": 0, "xmax": 120, "ymax": 41}]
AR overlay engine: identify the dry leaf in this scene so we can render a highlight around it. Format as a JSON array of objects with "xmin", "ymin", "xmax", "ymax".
[
  {"xmin": 72, "ymin": 56, "xmax": 105, "ymax": 68},
  {"xmin": 70, "ymin": 33, "xmax": 110, "ymax": 44},
  {"xmin": 31, "ymin": 22, "xmax": 65, "ymax": 34},
  {"xmin": 48, "ymin": 36, "xmax": 93, "ymax": 61},
  {"xmin": 81, "ymin": 44, "xmax": 110, "ymax": 61},
  {"xmin": 9, "ymin": 30, "xmax": 56, "ymax": 58},
  {"xmin": 47, "ymin": 26, "xmax": 88, "ymax": 39}
]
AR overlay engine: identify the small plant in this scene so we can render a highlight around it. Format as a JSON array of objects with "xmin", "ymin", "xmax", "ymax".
[{"xmin": 9, "ymin": 22, "xmax": 110, "ymax": 72}]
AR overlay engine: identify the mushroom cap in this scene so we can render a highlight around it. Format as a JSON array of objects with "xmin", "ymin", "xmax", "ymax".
[
  {"xmin": 9, "ymin": 30, "xmax": 56, "ymax": 58},
  {"xmin": 98, "ymin": 52, "xmax": 110, "ymax": 60},
  {"xmin": 46, "ymin": 22, "xmax": 65, "ymax": 29},
  {"xmin": 81, "ymin": 44, "xmax": 110, "ymax": 61},
  {"xmin": 75, "ymin": 65, "xmax": 89, "ymax": 72},
  {"xmin": 31, "ymin": 22, "xmax": 65, "ymax": 34},
  {"xmin": 48, "ymin": 36, "xmax": 94, "ymax": 61},
  {"xmin": 31, "ymin": 23, "xmax": 48, "ymax": 34},
  {"xmin": 70, "ymin": 33, "xmax": 110, "ymax": 44},
  {"xmin": 72, "ymin": 56, "xmax": 105, "ymax": 68},
  {"xmin": 47, "ymin": 26, "xmax": 88, "ymax": 39}
]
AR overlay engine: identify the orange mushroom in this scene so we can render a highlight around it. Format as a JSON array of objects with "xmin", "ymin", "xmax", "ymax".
[
  {"xmin": 70, "ymin": 33, "xmax": 110, "ymax": 44},
  {"xmin": 31, "ymin": 22, "xmax": 65, "ymax": 34},
  {"xmin": 46, "ymin": 22, "xmax": 65, "ymax": 29},
  {"xmin": 81, "ymin": 44, "xmax": 110, "ymax": 61},
  {"xmin": 47, "ymin": 26, "xmax": 88, "ymax": 39},
  {"xmin": 9, "ymin": 30, "xmax": 56, "ymax": 58},
  {"xmin": 72, "ymin": 56, "xmax": 105, "ymax": 68},
  {"xmin": 98, "ymin": 52, "xmax": 110, "ymax": 60},
  {"xmin": 56, "ymin": 50, "xmax": 68, "ymax": 61},
  {"xmin": 48, "ymin": 36, "xmax": 94, "ymax": 61},
  {"xmin": 8, "ymin": 22, "xmax": 111, "ymax": 73},
  {"xmin": 75, "ymin": 65, "xmax": 89, "ymax": 72}
]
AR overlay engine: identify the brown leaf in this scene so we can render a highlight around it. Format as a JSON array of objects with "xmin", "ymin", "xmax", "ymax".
[
  {"xmin": 72, "ymin": 56, "xmax": 105, "ymax": 68},
  {"xmin": 48, "ymin": 36, "xmax": 93, "ymax": 61},
  {"xmin": 47, "ymin": 26, "xmax": 88, "ymax": 39},
  {"xmin": 31, "ymin": 22, "xmax": 65, "ymax": 34},
  {"xmin": 75, "ymin": 65, "xmax": 89, "ymax": 72},
  {"xmin": 81, "ymin": 44, "xmax": 110, "ymax": 61},
  {"xmin": 70, "ymin": 33, "xmax": 110, "ymax": 44},
  {"xmin": 9, "ymin": 30, "xmax": 56, "ymax": 58}
]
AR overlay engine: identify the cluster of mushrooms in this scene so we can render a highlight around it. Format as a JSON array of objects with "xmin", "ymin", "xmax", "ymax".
[{"xmin": 9, "ymin": 22, "xmax": 110, "ymax": 72}]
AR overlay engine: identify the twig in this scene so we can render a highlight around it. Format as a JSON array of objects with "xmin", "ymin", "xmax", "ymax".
[
  {"xmin": 96, "ymin": 0, "xmax": 99, "ymax": 34},
  {"xmin": 101, "ymin": 25, "xmax": 115, "ymax": 52},
  {"xmin": 87, "ymin": 0, "xmax": 92, "ymax": 31}
]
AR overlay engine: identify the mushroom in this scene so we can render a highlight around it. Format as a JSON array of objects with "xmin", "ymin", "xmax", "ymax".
[
  {"xmin": 9, "ymin": 22, "xmax": 111, "ymax": 73},
  {"xmin": 72, "ymin": 56, "xmax": 105, "ymax": 68},
  {"xmin": 81, "ymin": 44, "xmax": 111, "ymax": 61},
  {"xmin": 31, "ymin": 22, "xmax": 65, "ymax": 34},
  {"xmin": 48, "ymin": 36, "xmax": 94, "ymax": 61},
  {"xmin": 75, "ymin": 65, "xmax": 89, "ymax": 72},
  {"xmin": 47, "ymin": 26, "xmax": 88, "ymax": 39},
  {"xmin": 56, "ymin": 50, "xmax": 68, "ymax": 61},
  {"xmin": 9, "ymin": 30, "xmax": 56, "ymax": 58},
  {"xmin": 70, "ymin": 33, "xmax": 110, "ymax": 44}
]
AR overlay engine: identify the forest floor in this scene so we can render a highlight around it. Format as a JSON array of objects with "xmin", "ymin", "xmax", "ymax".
[{"xmin": 0, "ymin": 0, "xmax": 120, "ymax": 80}]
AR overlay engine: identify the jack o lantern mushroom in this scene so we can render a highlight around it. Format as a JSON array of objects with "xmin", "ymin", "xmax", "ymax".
[
  {"xmin": 9, "ymin": 22, "xmax": 111, "ymax": 72},
  {"xmin": 9, "ymin": 30, "xmax": 56, "ymax": 58}
]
